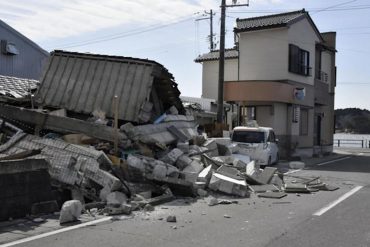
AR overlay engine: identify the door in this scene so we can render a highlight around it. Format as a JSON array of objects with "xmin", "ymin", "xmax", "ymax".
[{"xmin": 316, "ymin": 116, "xmax": 322, "ymax": 146}]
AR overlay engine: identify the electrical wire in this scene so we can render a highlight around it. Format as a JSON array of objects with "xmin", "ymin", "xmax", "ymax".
[{"xmin": 47, "ymin": 15, "xmax": 196, "ymax": 49}]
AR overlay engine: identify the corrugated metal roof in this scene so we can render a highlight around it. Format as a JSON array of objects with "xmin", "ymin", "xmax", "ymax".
[
  {"xmin": 235, "ymin": 9, "xmax": 306, "ymax": 32},
  {"xmin": 180, "ymin": 96, "xmax": 215, "ymax": 112},
  {"xmin": 35, "ymin": 50, "xmax": 184, "ymax": 123},
  {"xmin": 194, "ymin": 49, "xmax": 238, "ymax": 63},
  {"xmin": 0, "ymin": 75, "xmax": 39, "ymax": 98}
]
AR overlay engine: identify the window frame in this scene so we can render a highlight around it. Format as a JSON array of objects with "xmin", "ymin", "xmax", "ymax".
[{"xmin": 289, "ymin": 44, "xmax": 311, "ymax": 76}]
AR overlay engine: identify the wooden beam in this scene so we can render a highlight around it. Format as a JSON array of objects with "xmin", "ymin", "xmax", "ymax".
[{"xmin": 0, "ymin": 104, "xmax": 128, "ymax": 145}]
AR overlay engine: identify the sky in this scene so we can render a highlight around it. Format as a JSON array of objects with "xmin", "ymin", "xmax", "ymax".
[{"xmin": 1, "ymin": 0, "xmax": 369, "ymax": 110}]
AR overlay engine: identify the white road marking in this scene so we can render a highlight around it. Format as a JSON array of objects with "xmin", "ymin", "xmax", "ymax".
[
  {"xmin": 0, "ymin": 216, "xmax": 116, "ymax": 247},
  {"xmin": 313, "ymin": 186, "xmax": 363, "ymax": 216},
  {"xmin": 284, "ymin": 169, "xmax": 302, "ymax": 175},
  {"xmin": 316, "ymin": 156, "xmax": 351, "ymax": 166}
]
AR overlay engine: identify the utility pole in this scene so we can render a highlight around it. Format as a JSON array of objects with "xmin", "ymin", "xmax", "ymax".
[
  {"xmin": 216, "ymin": 0, "xmax": 249, "ymax": 123},
  {"xmin": 217, "ymin": 0, "xmax": 226, "ymax": 123},
  {"xmin": 196, "ymin": 10, "xmax": 216, "ymax": 51}
]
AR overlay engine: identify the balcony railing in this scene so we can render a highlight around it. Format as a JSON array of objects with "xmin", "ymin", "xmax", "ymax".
[{"xmin": 316, "ymin": 70, "xmax": 328, "ymax": 82}]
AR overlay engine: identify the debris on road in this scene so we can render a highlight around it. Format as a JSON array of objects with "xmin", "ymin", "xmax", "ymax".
[
  {"xmin": 166, "ymin": 215, "xmax": 177, "ymax": 222},
  {"xmin": 0, "ymin": 50, "xmax": 341, "ymax": 224}
]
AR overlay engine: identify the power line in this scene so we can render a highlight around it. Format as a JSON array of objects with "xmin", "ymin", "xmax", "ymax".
[
  {"xmin": 310, "ymin": 0, "xmax": 358, "ymax": 15},
  {"xmin": 46, "ymin": 15, "xmax": 196, "ymax": 49}
]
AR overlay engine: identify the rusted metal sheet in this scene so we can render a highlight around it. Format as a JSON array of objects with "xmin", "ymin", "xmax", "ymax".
[{"xmin": 35, "ymin": 50, "xmax": 184, "ymax": 123}]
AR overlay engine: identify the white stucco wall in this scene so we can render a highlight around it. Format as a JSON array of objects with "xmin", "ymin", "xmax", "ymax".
[
  {"xmin": 256, "ymin": 106, "xmax": 274, "ymax": 128},
  {"xmin": 321, "ymin": 51, "xmax": 332, "ymax": 84},
  {"xmin": 288, "ymin": 18, "xmax": 321, "ymax": 85},
  {"xmin": 272, "ymin": 103, "xmax": 288, "ymax": 135},
  {"xmin": 238, "ymin": 28, "xmax": 289, "ymax": 81},
  {"xmin": 201, "ymin": 59, "xmax": 238, "ymax": 99}
]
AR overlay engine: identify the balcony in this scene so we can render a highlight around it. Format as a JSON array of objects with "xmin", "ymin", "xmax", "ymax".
[{"xmin": 316, "ymin": 70, "xmax": 328, "ymax": 83}]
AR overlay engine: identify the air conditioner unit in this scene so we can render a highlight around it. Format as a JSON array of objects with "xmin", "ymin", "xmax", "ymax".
[{"xmin": 1, "ymin": 40, "xmax": 19, "ymax": 55}]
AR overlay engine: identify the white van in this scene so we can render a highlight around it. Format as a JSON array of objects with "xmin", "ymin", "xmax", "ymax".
[{"xmin": 231, "ymin": 126, "xmax": 279, "ymax": 166}]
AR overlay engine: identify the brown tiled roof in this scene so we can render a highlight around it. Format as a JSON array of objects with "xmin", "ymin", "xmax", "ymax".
[{"xmin": 194, "ymin": 49, "xmax": 239, "ymax": 62}]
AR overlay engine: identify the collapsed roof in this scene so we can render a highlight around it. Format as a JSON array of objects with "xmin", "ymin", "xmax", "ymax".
[{"xmin": 35, "ymin": 50, "xmax": 184, "ymax": 123}]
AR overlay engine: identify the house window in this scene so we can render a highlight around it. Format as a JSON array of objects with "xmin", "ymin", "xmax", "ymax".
[
  {"xmin": 300, "ymin": 108, "xmax": 309, "ymax": 136},
  {"xmin": 289, "ymin": 44, "xmax": 311, "ymax": 76}
]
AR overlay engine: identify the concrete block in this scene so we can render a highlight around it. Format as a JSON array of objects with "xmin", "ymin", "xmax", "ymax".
[
  {"xmin": 202, "ymin": 140, "xmax": 218, "ymax": 157},
  {"xmin": 257, "ymin": 192, "xmax": 287, "ymax": 199},
  {"xmin": 197, "ymin": 188, "xmax": 208, "ymax": 197},
  {"xmin": 175, "ymin": 155, "xmax": 193, "ymax": 170},
  {"xmin": 208, "ymin": 172, "xmax": 248, "ymax": 197},
  {"xmin": 106, "ymin": 204, "xmax": 132, "ymax": 215},
  {"xmin": 152, "ymin": 164, "xmax": 167, "ymax": 179},
  {"xmin": 181, "ymin": 171, "xmax": 199, "ymax": 183},
  {"xmin": 183, "ymin": 160, "xmax": 203, "ymax": 174},
  {"xmin": 160, "ymin": 148, "xmax": 183, "ymax": 165},
  {"xmin": 216, "ymin": 165, "xmax": 244, "ymax": 181},
  {"xmin": 257, "ymin": 167, "xmax": 278, "ymax": 184},
  {"xmin": 59, "ymin": 200, "xmax": 83, "ymax": 224},
  {"xmin": 197, "ymin": 165, "xmax": 213, "ymax": 185},
  {"xmin": 249, "ymin": 184, "xmax": 280, "ymax": 193},
  {"xmin": 270, "ymin": 174, "xmax": 284, "ymax": 189},
  {"xmin": 177, "ymin": 142, "xmax": 189, "ymax": 154}
]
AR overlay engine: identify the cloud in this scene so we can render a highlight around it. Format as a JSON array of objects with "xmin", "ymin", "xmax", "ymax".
[{"xmin": 0, "ymin": 0, "xmax": 218, "ymax": 41}]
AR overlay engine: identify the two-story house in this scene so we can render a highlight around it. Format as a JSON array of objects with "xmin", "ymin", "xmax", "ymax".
[{"xmin": 195, "ymin": 9, "xmax": 336, "ymax": 158}]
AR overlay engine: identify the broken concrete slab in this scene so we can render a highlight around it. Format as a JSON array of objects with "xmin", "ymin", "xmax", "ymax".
[
  {"xmin": 208, "ymin": 172, "xmax": 248, "ymax": 197},
  {"xmin": 59, "ymin": 200, "xmax": 83, "ymax": 224},
  {"xmin": 167, "ymin": 125, "xmax": 189, "ymax": 143},
  {"xmin": 182, "ymin": 159, "xmax": 203, "ymax": 174},
  {"xmin": 216, "ymin": 165, "xmax": 244, "ymax": 181},
  {"xmin": 284, "ymin": 183, "xmax": 310, "ymax": 193},
  {"xmin": 256, "ymin": 167, "xmax": 277, "ymax": 184},
  {"xmin": 176, "ymin": 142, "xmax": 189, "ymax": 154},
  {"xmin": 270, "ymin": 174, "xmax": 284, "ymax": 190},
  {"xmin": 175, "ymin": 155, "xmax": 193, "ymax": 170},
  {"xmin": 249, "ymin": 184, "xmax": 280, "ymax": 193},
  {"xmin": 106, "ymin": 204, "xmax": 132, "ymax": 215},
  {"xmin": 197, "ymin": 165, "xmax": 213, "ymax": 185},
  {"xmin": 257, "ymin": 192, "xmax": 287, "ymax": 199},
  {"xmin": 202, "ymin": 140, "xmax": 219, "ymax": 157}
]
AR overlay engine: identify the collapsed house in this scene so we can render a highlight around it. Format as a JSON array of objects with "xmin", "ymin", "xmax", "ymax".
[{"xmin": 0, "ymin": 50, "xmax": 338, "ymax": 223}]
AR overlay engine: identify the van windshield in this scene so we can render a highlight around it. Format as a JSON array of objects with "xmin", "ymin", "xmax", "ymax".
[{"xmin": 232, "ymin": 131, "xmax": 266, "ymax": 143}]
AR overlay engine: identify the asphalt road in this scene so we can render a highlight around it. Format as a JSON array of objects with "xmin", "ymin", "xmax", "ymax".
[{"xmin": 2, "ymin": 153, "xmax": 370, "ymax": 247}]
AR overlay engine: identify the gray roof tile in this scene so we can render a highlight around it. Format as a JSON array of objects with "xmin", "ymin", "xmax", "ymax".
[
  {"xmin": 195, "ymin": 49, "xmax": 238, "ymax": 62},
  {"xmin": 0, "ymin": 75, "xmax": 39, "ymax": 98},
  {"xmin": 235, "ymin": 9, "xmax": 306, "ymax": 32}
]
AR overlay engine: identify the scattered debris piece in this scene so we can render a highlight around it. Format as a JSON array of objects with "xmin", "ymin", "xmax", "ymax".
[
  {"xmin": 166, "ymin": 215, "xmax": 177, "ymax": 223},
  {"xmin": 59, "ymin": 200, "xmax": 82, "ymax": 224},
  {"xmin": 223, "ymin": 214, "xmax": 231, "ymax": 218},
  {"xmin": 257, "ymin": 192, "xmax": 287, "ymax": 199}
]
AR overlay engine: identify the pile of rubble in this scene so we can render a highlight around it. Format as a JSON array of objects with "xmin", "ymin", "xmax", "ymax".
[
  {"xmin": 0, "ymin": 112, "xmax": 338, "ymax": 224},
  {"xmin": 0, "ymin": 50, "xmax": 338, "ymax": 224}
]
